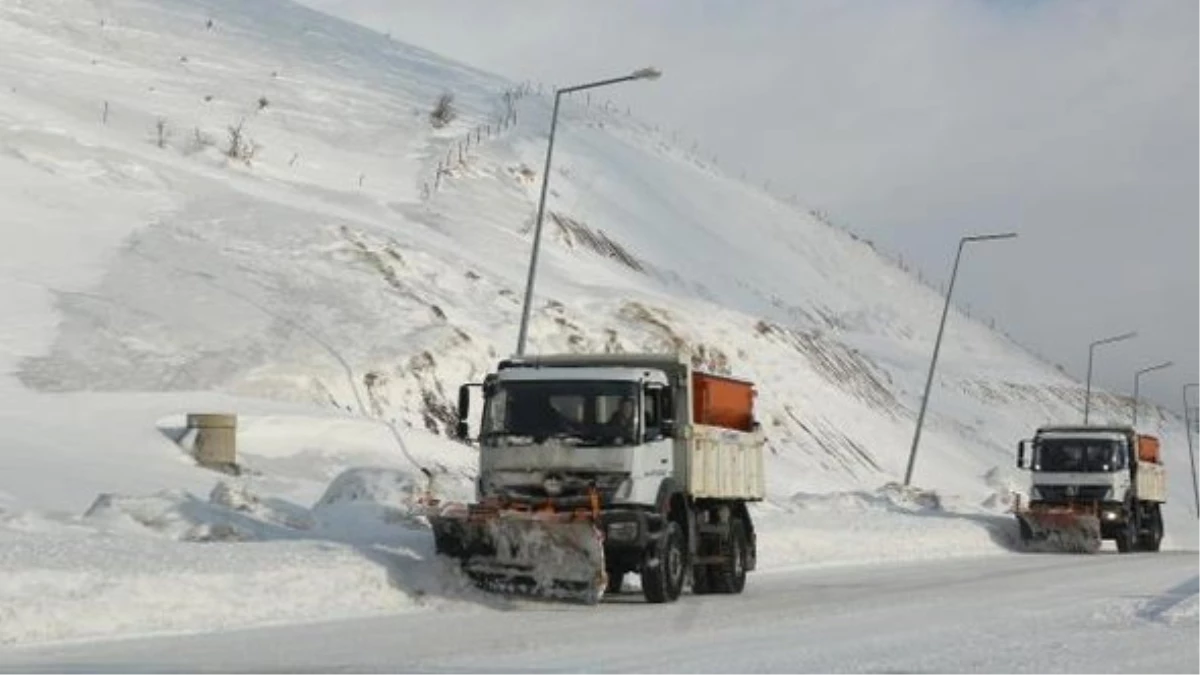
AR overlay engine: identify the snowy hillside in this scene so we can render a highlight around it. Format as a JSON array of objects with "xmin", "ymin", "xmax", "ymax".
[{"xmin": 0, "ymin": 0, "xmax": 1194, "ymax": 646}]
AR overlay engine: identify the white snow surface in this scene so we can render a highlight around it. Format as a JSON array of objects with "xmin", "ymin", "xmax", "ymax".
[{"xmin": 0, "ymin": 0, "xmax": 1196, "ymax": 650}]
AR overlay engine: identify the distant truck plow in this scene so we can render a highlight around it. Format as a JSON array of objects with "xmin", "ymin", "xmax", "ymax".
[
  {"xmin": 428, "ymin": 353, "xmax": 765, "ymax": 604},
  {"xmin": 1015, "ymin": 425, "xmax": 1166, "ymax": 553}
]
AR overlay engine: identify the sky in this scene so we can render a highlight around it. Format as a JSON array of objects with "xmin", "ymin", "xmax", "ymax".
[{"xmin": 297, "ymin": 0, "xmax": 1198, "ymax": 414}]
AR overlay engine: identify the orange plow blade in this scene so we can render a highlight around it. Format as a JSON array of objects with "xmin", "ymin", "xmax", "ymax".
[
  {"xmin": 1016, "ymin": 505, "xmax": 1102, "ymax": 554},
  {"xmin": 429, "ymin": 501, "xmax": 607, "ymax": 604}
]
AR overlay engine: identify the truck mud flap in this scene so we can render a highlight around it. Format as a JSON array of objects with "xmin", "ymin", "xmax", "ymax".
[
  {"xmin": 1017, "ymin": 509, "xmax": 1101, "ymax": 554},
  {"xmin": 430, "ymin": 503, "xmax": 607, "ymax": 604}
]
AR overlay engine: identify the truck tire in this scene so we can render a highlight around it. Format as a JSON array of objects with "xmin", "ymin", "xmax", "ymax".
[
  {"xmin": 691, "ymin": 565, "xmax": 713, "ymax": 595},
  {"xmin": 642, "ymin": 521, "xmax": 685, "ymax": 604},
  {"xmin": 1138, "ymin": 504, "xmax": 1163, "ymax": 552},
  {"xmin": 713, "ymin": 518, "xmax": 748, "ymax": 594},
  {"xmin": 1115, "ymin": 516, "xmax": 1138, "ymax": 553}
]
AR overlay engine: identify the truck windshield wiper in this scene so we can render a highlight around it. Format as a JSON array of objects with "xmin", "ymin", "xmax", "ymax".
[
  {"xmin": 544, "ymin": 432, "xmax": 587, "ymax": 445},
  {"xmin": 481, "ymin": 431, "xmax": 589, "ymax": 446},
  {"xmin": 481, "ymin": 431, "xmax": 536, "ymax": 445}
]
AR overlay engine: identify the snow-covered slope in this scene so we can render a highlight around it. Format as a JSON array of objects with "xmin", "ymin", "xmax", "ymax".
[{"xmin": 0, "ymin": 0, "xmax": 1194, "ymax": 646}]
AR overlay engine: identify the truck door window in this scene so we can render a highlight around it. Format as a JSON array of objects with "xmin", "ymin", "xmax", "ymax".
[
  {"xmin": 483, "ymin": 388, "xmax": 508, "ymax": 435},
  {"xmin": 1106, "ymin": 443, "xmax": 1122, "ymax": 471},
  {"xmin": 643, "ymin": 389, "xmax": 660, "ymax": 438}
]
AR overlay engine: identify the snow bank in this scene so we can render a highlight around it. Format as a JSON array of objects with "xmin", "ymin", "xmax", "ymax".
[
  {"xmin": 0, "ymin": 473, "xmax": 1025, "ymax": 646},
  {"xmin": 0, "ymin": 468, "xmax": 491, "ymax": 646},
  {"xmin": 0, "ymin": 527, "xmax": 420, "ymax": 646},
  {"xmin": 313, "ymin": 466, "xmax": 439, "ymax": 532},
  {"xmin": 753, "ymin": 483, "xmax": 1019, "ymax": 572}
]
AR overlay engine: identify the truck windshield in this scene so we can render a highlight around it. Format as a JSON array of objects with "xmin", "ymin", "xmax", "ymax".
[
  {"xmin": 1034, "ymin": 440, "xmax": 1124, "ymax": 473},
  {"xmin": 481, "ymin": 380, "xmax": 639, "ymax": 446}
]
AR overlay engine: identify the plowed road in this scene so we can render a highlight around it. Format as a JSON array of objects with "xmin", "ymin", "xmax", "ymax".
[{"xmin": 2, "ymin": 552, "xmax": 1196, "ymax": 673}]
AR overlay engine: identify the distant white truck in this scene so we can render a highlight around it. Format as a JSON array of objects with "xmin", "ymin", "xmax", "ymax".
[
  {"xmin": 428, "ymin": 352, "xmax": 766, "ymax": 604},
  {"xmin": 1015, "ymin": 425, "xmax": 1166, "ymax": 553}
]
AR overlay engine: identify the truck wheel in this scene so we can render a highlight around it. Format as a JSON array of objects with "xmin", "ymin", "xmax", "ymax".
[
  {"xmin": 1115, "ymin": 517, "xmax": 1138, "ymax": 554},
  {"xmin": 713, "ymin": 519, "xmax": 748, "ymax": 594},
  {"xmin": 1139, "ymin": 505, "xmax": 1163, "ymax": 552},
  {"xmin": 642, "ymin": 521, "xmax": 685, "ymax": 604}
]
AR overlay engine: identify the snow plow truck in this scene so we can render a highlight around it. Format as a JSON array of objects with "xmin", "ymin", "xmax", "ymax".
[
  {"xmin": 428, "ymin": 353, "xmax": 766, "ymax": 604},
  {"xmin": 1015, "ymin": 425, "xmax": 1166, "ymax": 553}
]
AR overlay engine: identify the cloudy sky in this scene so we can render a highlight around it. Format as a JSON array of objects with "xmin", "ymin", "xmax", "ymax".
[{"xmin": 300, "ymin": 0, "xmax": 1197, "ymax": 413}]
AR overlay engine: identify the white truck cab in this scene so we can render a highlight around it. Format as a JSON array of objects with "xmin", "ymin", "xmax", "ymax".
[{"xmin": 470, "ymin": 365, "xmax": 674, "ymax": 509}]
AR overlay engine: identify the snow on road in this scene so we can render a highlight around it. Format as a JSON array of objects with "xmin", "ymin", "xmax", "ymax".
[{"xmin": 1, "ymin": 553, "xmax": 1194, "ymax": 673}]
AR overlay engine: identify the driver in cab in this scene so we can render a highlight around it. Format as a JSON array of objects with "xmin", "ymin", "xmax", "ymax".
[{"xmin": 604, "ymin": 397, "xmax": 637, "ymax": 444}]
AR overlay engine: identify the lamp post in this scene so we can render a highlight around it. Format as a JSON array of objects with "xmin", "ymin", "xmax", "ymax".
[
  {"xmin": 514, "ymin": 67, "xmax": 662, "ymax": 356},
  {"xmin": 903, "ymin": 232, "xmax": 1018, "ymax": 486},
  {"xmin": 1184, "ymin": 382, "xmax": 1198, "ymax": 518},
  {"xmin": 1083, "ymin": 331, "xmax": 1137, "ymax": 424},
  {"xmin": 1131, "ymin": 361, "xmax": 1172, "ymax": 427}
]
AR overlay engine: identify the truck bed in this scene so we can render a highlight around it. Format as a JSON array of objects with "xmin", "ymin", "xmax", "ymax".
[
  {"xmin": 1136, "ymin": 460, "xmax": 1167, "ymax": 503},
  {"xmin": 686, "ymin": 425, "xmax": 766, "ymax": 500}
]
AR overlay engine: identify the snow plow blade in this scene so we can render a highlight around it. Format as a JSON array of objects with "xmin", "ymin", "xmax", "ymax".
[
  {"xmin": 429, "ymin": 502, "xmax": 607, "ymax": 604},
  {"xmin": 1016, "ymin": 507, "xmax": 1102, "ymax": 554}
]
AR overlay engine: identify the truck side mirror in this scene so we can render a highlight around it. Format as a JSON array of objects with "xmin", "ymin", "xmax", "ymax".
[
  {"xmin": 458, "ymin": 384, "xmax": 471, "ymax": 420},
  {"xmin": 456, "ymin": 383, "xmax": 481, "ymax": 442},
  {"xmin": 1016, "ymin": 440, "xmax": 1027, "ymax": 469}
]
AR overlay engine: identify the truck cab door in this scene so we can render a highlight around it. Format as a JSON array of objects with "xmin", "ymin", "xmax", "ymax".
[{"xmin": 622, "ymin": 383, "xmax": 673, "ymax": 504}]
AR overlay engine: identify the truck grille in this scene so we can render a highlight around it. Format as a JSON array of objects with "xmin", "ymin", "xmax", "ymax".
[
  {"xmin": 1036, "ymin": 485, "xmax": 1110, "ymax": 502},
  {"xmin": 497, "ymin": 473, "xmax": 626, "ymax": 506}
]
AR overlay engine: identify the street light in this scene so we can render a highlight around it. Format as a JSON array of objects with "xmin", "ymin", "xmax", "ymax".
[
  {"xmin": 1131, "ymin": 361, "xmax": 1173, "ymax": 427},
  {"xmin": 1184, "ymin": 382, "xmax": 1198, "ymax": 519},
  {"xmin": 514, "ymin": 66, "xmax": 662, "ymax": 356},
  {"xmin": 1083, "ymin": 331, "xmax": 1137, "ymax": 424},
  {"xmin": 903, "ymin": 232, "xmax": 1018, "ymax": 486}
]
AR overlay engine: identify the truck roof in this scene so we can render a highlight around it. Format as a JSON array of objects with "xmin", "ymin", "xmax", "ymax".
[
  {"xmin": 1035, "ymin": 424, "xmax": 1136, "ymax": 436},
  {"xmin": 499, "ymin": 353, "xmax": 689, "ymax": 378},
  {"xmin": 497, "ymin": 353, "xmax": 754, "ymax": 385},
  {"xmin": 494, "ymin": 366, "xmax": 668, "ymax": 384},
  {"xmin": 502, "ymin": 352, "xmax": 684, "ymax": 368}
]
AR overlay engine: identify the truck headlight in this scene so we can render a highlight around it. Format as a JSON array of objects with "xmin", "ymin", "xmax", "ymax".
[{"xmin": 607, "ymin": 521, "xmax": 639, "ymax": 542}]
